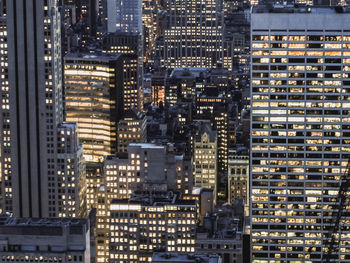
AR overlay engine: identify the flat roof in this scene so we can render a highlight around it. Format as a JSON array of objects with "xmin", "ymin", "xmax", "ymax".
[
  {"xmin": 64, "ymin": 52, "xmax": 121, "ymax": 61},
  {"xmin": 252, "ymin": 4, "xmax": 350, "ymax": 14},
  {"xmin": 152, "ymin": 253, "xmax": 221, "ymax": 263},
  {"xmin": 0, "ymin": 215, "xmax": 87, "ymax": 227},
  {"xmin": 128, "ymin": 143, "xmax": 165, "ymax": 149}
]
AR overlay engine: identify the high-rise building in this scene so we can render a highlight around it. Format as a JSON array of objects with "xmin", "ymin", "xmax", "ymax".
[
  {"xmin": 142, "ymin": 0, "xmax": 163, "ymax": 65},
  {"xmin": 107, "ymin": 0, "xmax": 142, "ymax": 33},
  {"xmin": 151, "ymin": 70, "xmax": 166, "ymax": 106},
  {"xmin": 161, "ymin": 0, "xmax": 223, "ymax": 69},
  {"xmin": 102, "ymin": 32, "xmax": 143, "ymax": 111},
  {"xmin": 117, "ymin": 109, "xmax": 147, "ymax": 153},
  {"xmin": 56, "ymin": 123, "xmax": 87, "ymax": 218},
  {"xmin": 109, "ymin": 192, "xmax": 197, "ymax": 262},
  {"xmin": 93, "ymin": 143, "xmax": 193, "ymax": 262},
  {"xmin": 251, "ymin": 5, "xmax": 350, "ymax": 262},
  {"xmin": 76, "ymin": 0, "xmax": 98, "ymax": 40},
  {"xmin": 64, "ymin": 53, "xmax": 124, "ymax": 163},
  {"xmin": 195, "ymin": 209, "xmax": 243, "ymax": 263},
  {"xmin": 227, "ymin": 149, "xmax": 249, "ymax": 215},
  {"xmin": 166, "ymin": 68, "xmax": 208, "ymax": 106},
  {"xmin": 0, "ymin": 0, "xmax": 85, "ymax": 218},
  {"xmin": 213, "ymin": 108, "xmax": 228, "ymax": 175},
  {"xmin": 60, "ymin": 1, "xmax": 77, "ymax": 56},
  {"xmin": 165, "ymin": 67, "xmax": 228, "ymax": 107},
  {"xmin": 0, "ymin": 215, "xmax": 91, "ymax": 263},
  {"xmin": 86, "ymin": 163, "xmax": 104, "ymax": 211},
  {"xmin": 104, "ymin": 143, "xmax": 193, "ymax": 199},
  {"xmin": 193, "ymin": 123, "xmax": 217, "ymax": 202},
  {"xmin": 94, "ymin": 184, "xmax": 109, "ymax": 263},
  {"xmin": 0, "ymin": 0, "xmax": 10, "ymax": 215}
]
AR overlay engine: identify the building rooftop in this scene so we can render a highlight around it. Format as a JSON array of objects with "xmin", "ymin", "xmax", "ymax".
[
  {"xmin": 0, "ymin": 215, "xmax": 86, "ymax": 227},
  {"xmin": 103, "ymin": 31, "xmax": 140, "ymax": 37},
  {"xmin": 196, "ymin": 123, "xmax": 217, "ymax": 142},
  {"xmin": 197, "ymin": 206, "xmax": 242, "ymax": 240},
  {"xmin": 128, "ymin": 143, "xmax": 165, "ymax": 149},
  {"xmin": 121, "ymin": 108, "xmax": 145, "ymax": 120},
  {"xmin": 152, "ymin": 253, "xmax": 221, "ymax": 263},
  {"xmin": 110, "ymin": 192, "xmax": 196, "ymax": 208},
  {"xmin": 65, "ymin": 52, "xmax": 121, "ymax": 61},
  {"xmin": 0, "ymin": 214, "xmax": 88, "ymax": 236},
  {"xmin": 170, "ymin": 68, "xmax": 210, "ymax": 79},
  {"xmin": 253, "ymin": 4, "xmax": 350, "ymax": 14}
]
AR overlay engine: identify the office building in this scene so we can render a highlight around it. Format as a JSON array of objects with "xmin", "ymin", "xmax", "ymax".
[
  {"xmin": 184, "ymin": 187, "xmax": 214, "ymax": 225},
  {"xmin": 107, "ymin": 0, "xmax": 142, "ymax": 33},
  {"xmin": 76, "ymin": 0, "xmax": 99, "ymax": 45},
  {"xmin": 56, "ymin": 123, "xmax": 87, "ymax": 218},
  {"xmin": 162, "ymin": 0, "xmax": 224, "ymax": 69},
  {"xmin": 104, "ymin": 143, "xmax": 193, "ymax": 200},
  {"xmin": 227, "ymin": 149, "xmax": 249, "ymax": 215},
  {"xmin": 85, "ymin": 164, "xmax": 104, "ymax": 212},
  {"xmin": 0, "ymin": 2, "xmax": 10, "ymax": 215},
  {"xmin": 213, "ymin": 108, "xmax": 228, "ymax": 175},
  {"xmin": 142, "ymin": 0, "xmax": 164, "ymax": 65},
  {"xmin": 223, "ymin": 5, "xmax": 250, "ymax": 83},
  {"xmin": 166, "ymin": 67, "xmax": 228, "ymax": 107},
  {"xmin": 102, "ymin": 32, "xmax": 143, "ymax": 111},
  {"xmin": 0, "ymin": 215, "xmax": 91, "ymax": 263},
  {"xmin": 152, "ymin": 253, "xmax": 222, "ymax": 263},
  {"xmin": 166, "ymin": 68, "xmax": 208, "ymax": 106},
  {"xmin": 60, "ymin": 1, "xmax": 77, "ymax": 56},
  {"xmin": 151, "ymin": 71, "xmax": 167, "ymax": 106},
  {"xmin": 193, "ymin": 123, "xmax": 217, "ymax": 202},
  {"xmin": 109, "ymin": 192, "xmax": 197, "ymax": 262},
  {"xmin": 251, "ymin": 5, "xmax": 350, "ymax": 262},
  {"xmin": 0, "ymin": 0, "xmax": 85, "ymax": 218},
  {"xmin": 93, "ymin": 144, "xmax": 193, "ymax": 262},
  {"xmin": 117, "ymin": 109, "xmax": 147, "ymax": 153},
  {"xmin": 64, "ymin": 53, "xmax": 124, "ymax": 163},
  {"xmin": 94, "ymin": 185, "xmax": 109, "ymax": 263},
  {"xmin": 196, "ymin": 208, "xmax": 243, "ymax": 263}
]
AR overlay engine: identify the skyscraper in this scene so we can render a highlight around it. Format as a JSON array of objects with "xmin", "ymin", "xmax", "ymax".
[
  {"xmin": 102, "ymin": 32, "xmax": 143, "ymax": 111},
  {"xmin": 193, "ymin": 123, "xmax": 217, "ymax": 203},
  {"xmin": 251, "ymin": 5, "xmax": 350, "ymax": 262},
  {"xmin": 161, "ymin": 0, "xmax": 223, "ymax": 69},
  {"xmin": 107, "ymin": 0, "xmax": 142, "ymax": 33},
  {"xmin": 0, "ymin": 0, "xmax": 85, "ymax": 218},
  {"xmin": 64, "ymin": 53, "xmax": 124, "ymax": 163}
]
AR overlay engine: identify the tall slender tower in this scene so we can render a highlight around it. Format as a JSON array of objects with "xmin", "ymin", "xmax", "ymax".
[
  {"xmin": 251, "ymin": 5, "xmax": 350, "ymax": 262},
  {"xmin": 0, "ymin": 0, "xmax": 86, "ymax": 218}
]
